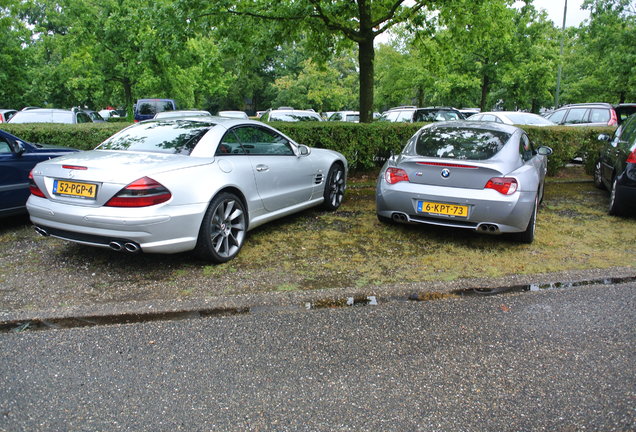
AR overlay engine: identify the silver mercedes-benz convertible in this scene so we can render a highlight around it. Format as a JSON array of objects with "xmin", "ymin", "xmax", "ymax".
[
  {"xmin": 27, "ymin": 117, "xmax": 347, "ymax": 262},
  {"xmin": 376, "ymin": 121, "xmax": 552, "ymax": 243}
]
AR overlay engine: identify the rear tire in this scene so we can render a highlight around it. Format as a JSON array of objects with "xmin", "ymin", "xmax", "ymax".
[
  {"xmin": 322, "ymin": 163, "xmax": 345, "ymax": 210},
  {"xmin": 608, "ymin": 177, "xmax": 624, "ymax": 216},
  {"xmin": 377, "ymin": 214, "xmax": 393, "ymax": 224},
  {"xmin": 194, "ymin": 192, "xmax": 247, "ymax": 263},
  {"xmin": 512, "ymin": 195, "xmax": 537, "ymax": 244}
]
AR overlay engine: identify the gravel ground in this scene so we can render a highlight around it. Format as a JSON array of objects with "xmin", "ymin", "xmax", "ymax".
[{"xmin": 1, "ymin": 210, "xmax": 634, "ymax": 324}]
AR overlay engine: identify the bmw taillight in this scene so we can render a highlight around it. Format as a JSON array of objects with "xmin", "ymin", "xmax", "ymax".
[
  {"xmin": 608, "ymin": 109, "xmax": 618, "ymax": 126},
  {"xmin": 385, "ymin": 167, "xmax": 410, "ymax": 184},
  {"xmin": 28, "ymin": 170, "xmax": 45, "ymax": 197},
  {"xmin": 105, "ymin": 177, "xmax": 171, "ymax": 207},
  {"xmin": 627, "ymin": 148, "xmax": 636, "ymax": 164},
  {"xmin": 485, "ymin": 177, "xmax": 518, "ymax": 195}
]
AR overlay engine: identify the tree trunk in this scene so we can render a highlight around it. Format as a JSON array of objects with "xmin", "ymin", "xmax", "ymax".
[
  {"xmin": 358, "ymin": 35, "xmax": 375, "ymax": 123},
  {"xmin": 479, "ymin": 75, "xmax": 490, "ymax": 112}
]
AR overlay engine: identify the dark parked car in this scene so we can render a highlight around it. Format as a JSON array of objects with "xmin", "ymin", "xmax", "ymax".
[
  {"xmin": 594, "ymin": 113, "xmax": 636, "ymax": 216},
  {"xmin": 134, "ymin": 98, "xmax": 177, "ymax": 122},
  {"xmin": 0, "ymin": 130, "xmax": 79, "ymax": 216}
]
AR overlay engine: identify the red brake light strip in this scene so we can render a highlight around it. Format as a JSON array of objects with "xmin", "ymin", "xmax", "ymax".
[{"xmin": 416, "ymin": 162, "xmax": 478, "ymax": 169}]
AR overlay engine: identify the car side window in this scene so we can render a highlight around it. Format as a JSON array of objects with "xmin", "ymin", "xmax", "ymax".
[
  {"xmin": 481, "ymin": 114, "xmax": 497, "ymax": 122},
  {"xmin": 233, "ymin": 126, "xmax": 294, "ymax": 156},
  {"xmin": 0, "ymin": 137, "xmax": 11, "ymax": 153},
  {"xmin": 589, "ymin": 109, "xmax": 610, "ymax": 124},
  {"xmin": 548, "ymin": 109, "xmax": 566, "ymax": 124},
  {"xmin": 78, "ymin": 112, "xmax": 92, "ymax": 123},
  {"xmin": 395, "ymin": 110, "xmax": 414, "ymax": 122},
  {"xmin": 564, "ymin": 108, "xmax": 588, "ymax": 124},
  {"xmin": 520, "ymin": 134, "xmax": 533, "ymax": 161},
  {"xmin": 217, "ymin": 130, "xmax": 246, "ymax": 155}
]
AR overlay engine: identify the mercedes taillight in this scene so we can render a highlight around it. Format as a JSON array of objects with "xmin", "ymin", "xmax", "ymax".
[{"xmin": 105, "ymin": 177, "xmax": 171, "ymax": 207}]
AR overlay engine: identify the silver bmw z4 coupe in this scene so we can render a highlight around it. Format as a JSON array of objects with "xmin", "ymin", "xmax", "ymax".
[
  {"xmin": 376, "ymin": 121, "xmax": 552, "ymax": 243},
  {"xmin": 27, "ymin": 117, "xmax": 347, "ymax": 262}
]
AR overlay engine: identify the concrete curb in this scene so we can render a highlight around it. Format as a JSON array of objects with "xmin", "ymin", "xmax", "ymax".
[{"xmin": 1, "ymin": 266, "xmax": 634, "ymax": 330}]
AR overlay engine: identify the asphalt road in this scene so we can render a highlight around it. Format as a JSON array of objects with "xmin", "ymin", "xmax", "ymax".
[{"xmin": 1, "ymin": 281, "xmax": 634, "ymax": 431}]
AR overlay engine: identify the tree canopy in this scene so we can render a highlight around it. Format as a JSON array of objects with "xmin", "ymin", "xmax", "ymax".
[{"xmin": 1, "ymin": 0, "xmax": 634, "ymax": 119}]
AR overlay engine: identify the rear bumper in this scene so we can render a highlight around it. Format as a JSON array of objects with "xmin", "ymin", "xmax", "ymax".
[
  {"xmin": 27, "ymin": 196, "xmax": 207, "ymax": 253},
  {"xmin": 376, "ymin": 179, "xmax": 535, "ymax": 233}
]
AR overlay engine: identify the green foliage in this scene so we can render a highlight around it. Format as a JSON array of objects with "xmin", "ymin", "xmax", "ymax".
[
  {"xmin": 561, "ymin": 0, "xmax": 636, "ymax": 104},
  {"xmin": 2, "ymin": 122, "xmax": 615, "ymax": 174},
  {"xmin": 2, "ymin": 123, "xmax": 129, "ymax": 150}
]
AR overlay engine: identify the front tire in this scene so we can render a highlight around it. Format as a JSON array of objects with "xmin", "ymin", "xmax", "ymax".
[
  {"xmin": 194, "ymin": 192, "xmax": 247, "ymax": 263},
  {"xmin": 593, "ymin": 161, "xmax": 605, "ymax": 190},
  {"xmin": 322, "ymin": 163, "xmax": 345, "ymax": 210}
]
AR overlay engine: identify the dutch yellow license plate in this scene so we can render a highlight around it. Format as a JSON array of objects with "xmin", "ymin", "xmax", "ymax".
[
  {"xmin": 54, "ymin": 180, "xmax": 97, "ymax": 199},
  {"xmin": 418, "ymin": 201, "xmax": 468, "ymax": 217}
]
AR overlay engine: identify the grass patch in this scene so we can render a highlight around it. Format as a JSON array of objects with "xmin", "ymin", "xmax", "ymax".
[
  {"xmin": 230, "ymin": 168, "xmax": 634, "ymax": 291},
  {"xmin": 1, "ymin": 167, "xmax": 633, "ymax": 303}
]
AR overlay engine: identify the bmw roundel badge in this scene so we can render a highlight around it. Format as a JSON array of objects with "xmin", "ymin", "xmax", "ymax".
[{"xmin": 441, "ymin": 168, "xmax": 450, "ymax": 178}]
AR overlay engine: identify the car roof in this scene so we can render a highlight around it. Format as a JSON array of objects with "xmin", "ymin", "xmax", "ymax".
[
  {"xmin": 17, "ymin": 108, "xmax": 73, "ymax": 114},
  {"xmin": 426, "ymin": 120, "xmax": 520, "ymax": 134},
  {"xmin": 560, "ymin": 103, "xmax": 613, "ymax": 109},
  {"xmin": 141, "ymin": 116, "xmax": 262, "ymax": 128}
]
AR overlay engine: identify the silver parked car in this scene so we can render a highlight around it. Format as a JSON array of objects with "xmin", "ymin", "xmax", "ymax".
[
  {"xmin": 27, "ymin": 117, "xmax": 347, "ymax": 262},
  {"xmin": 9, "ymin": 108, "xmax": 93, "ymax": 124},
  {"xmin": 467, "ymin": 111, "xmax": 555, "ymax": 126},
  {"xmin": 376, "ymin": 121, "xmax": 552, "ymax": 243}
]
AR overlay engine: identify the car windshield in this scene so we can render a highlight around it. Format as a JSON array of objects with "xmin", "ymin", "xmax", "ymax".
[
  {"xmin": 98, "ymin": 120, "xmax": 213, "ymax": 154},
  {"xmin": 270, "ymin": 113, "xmax": 321, "ymax": 121},
  {"xmin": 412, "ymin": 126, "xmax": 511, "ymax": 160},
  {"xmin": 505, "ymin": 113, "xmax": 553, "ymax": 125},
  {"xmin": 138, "ymin": 101, "xmax": 174, "ymax": 115}
]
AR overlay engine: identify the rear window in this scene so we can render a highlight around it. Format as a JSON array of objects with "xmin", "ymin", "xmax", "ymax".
[
  {"xmin": 589, "ymin": 108, "xmax": 610, "ymax": 123},
  {"xmin": 137, "ymin": 100, "xmax": 175, "ymax": 115},
  {"xmin": 98, "ymin": 120, "xmax": 213, "ymax": 154},
  {"xmin": 412, "ymin": 126, "xmax": 511, "ymax": 160}
]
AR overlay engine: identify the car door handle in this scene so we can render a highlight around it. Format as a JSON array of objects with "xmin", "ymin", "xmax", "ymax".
[{"xmin": 256, "ymin": 164, "xmax": 269, "ymax": 172}]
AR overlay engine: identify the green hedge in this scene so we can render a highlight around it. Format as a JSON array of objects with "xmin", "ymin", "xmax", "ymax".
[{"xmin": 2, "ymin": 122, "xmax": 615, "ymax": 175}]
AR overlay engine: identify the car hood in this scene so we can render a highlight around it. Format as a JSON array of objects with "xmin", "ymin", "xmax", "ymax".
[{"xmin": 32, "ymin": 150, "xmax": 212, "ymax": 184}]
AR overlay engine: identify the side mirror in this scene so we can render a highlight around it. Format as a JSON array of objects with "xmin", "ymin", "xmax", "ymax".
[
  {"xmin": 298, "ymin": 144, "xmax": 311, "ymax": 156},
  {"xmin": 14, "ymin": 141, "xmax": 26, "ymax": 156},
  {"xmin": 537, "ymin": 146, "xmax": 552, "ymax": 156},
  {"xmin": 597, "ymin": 134, "xmax": 611, "ymax": 142}
]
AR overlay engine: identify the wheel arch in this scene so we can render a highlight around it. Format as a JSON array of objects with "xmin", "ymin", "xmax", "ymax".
[{"xmin": 208, "ymin": 186, "xmax": 250, "ymax": 230}]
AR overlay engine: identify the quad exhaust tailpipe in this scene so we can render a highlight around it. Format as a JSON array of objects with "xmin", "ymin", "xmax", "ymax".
[{"xmin": 109, "ymin": 241, "xmax": 141, "ymax": 253}]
